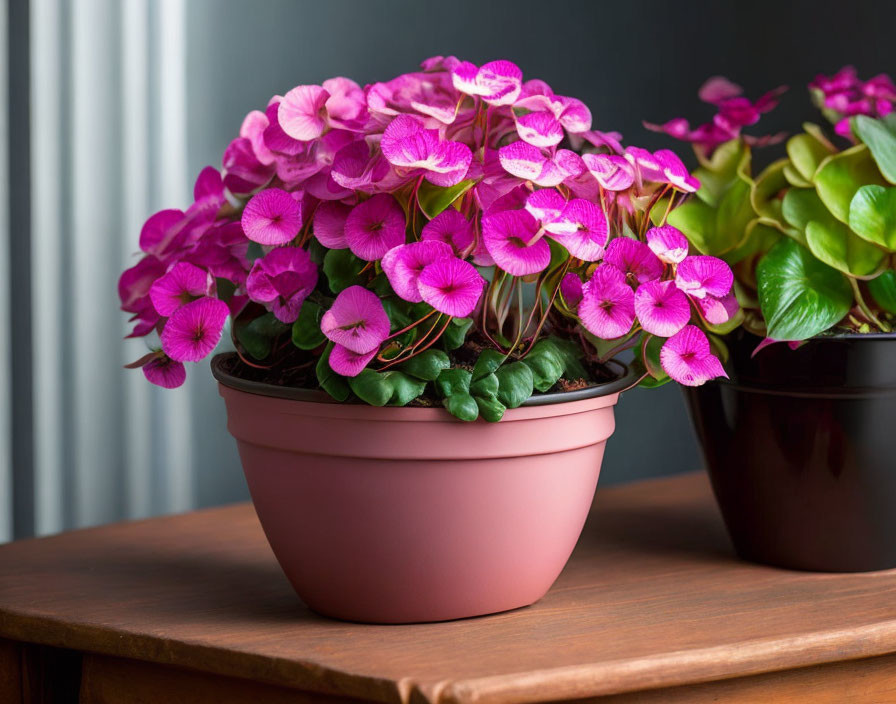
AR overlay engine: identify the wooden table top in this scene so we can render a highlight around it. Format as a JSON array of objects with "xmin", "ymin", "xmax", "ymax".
[{"xmin": 2, "ymin": 471, "xmax": 896, "ymax": 704}]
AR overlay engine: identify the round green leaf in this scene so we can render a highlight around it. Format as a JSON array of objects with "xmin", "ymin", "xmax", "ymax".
[
  {"xmin": 751, "ymin": 159, "xmax": 790, "ymax": 221},
  {"xmin": 398, "ymin": 349, "xmax": 450, "ymax": 381},
  {"xmin": 474, "ymin": 395, "xmax": 506, "ymax": 423},
  {"xmin": 472, "ymin": 349, "xmax": 505, "ymax": 380},
  {"xmin": 814, "ymin": 144, "xmax": 886, "ymax": 223},
  {"xmin": 444, "ymin": 392, "xmax": 479, "ymax": 422},
  {"xmin": 495, "ymin": 362, "xmax": 534, "ymax": 409},
  {"xmin": 521, "ymin": 340, "xmax": 565, "ymax": 392},
  {"xmin": 348, "ymin": 369, "xmax": 394, "ymax": 407},
  {"xmin": 848, "ymin": 184, "xmax": 896, "ymax": 251},
  {"xmin": 805, "ymin": 219, "xmax": 886, "ymax": 276},
  {"xmin": 854, "ymin": 115, "xmax": 896, "ymax": 184},
  {"xmin": 323, "ymin": 248, "xmax": 365, "ymax": 294},
  {"xmin": 757, "ymin": 238, "xmax": 853, "ymax": 341},
  {"xmin": 315, "ymin": 343, "xmax": 351, "ymax": 402},
  {"xmin": 786, "ymin": 133, "xmax": 832, "ymax": 182},
  {"xmin": 781, "ymin": 188, "xmax": 827, "ymax": 242},
  {"xmin": 782, "ymin": 164, "xmax": 812, "ymax": 188},
  {"xmin": 441, "ymin": 317, "xmax": 473, "ymax": 350},
  {"xmin": 435, "ymin": 368, "xmax": 471, "ymax": 397},
  {"xmin": 291, "ymin": 302, "xmax": 325, "ymax": 350},
  {"xmin": 868, "ymin": 270, "xmax": 896, "ymax": 314},
  {"xmin": 383, "ymin": 371, "xmax": 426, "ymax": 407},
  {"xmin": 417, "ymin": 180, "xmax": 475, "ymax": 219},
  {"xmin": 469, "ymin": 372, "xmax": 499, "ymax": 398}
]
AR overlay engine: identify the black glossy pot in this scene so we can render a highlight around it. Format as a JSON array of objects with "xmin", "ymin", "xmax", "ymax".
[{"xmin": 685, "ymin": 330, "xmax": 896, "ymax": 572}]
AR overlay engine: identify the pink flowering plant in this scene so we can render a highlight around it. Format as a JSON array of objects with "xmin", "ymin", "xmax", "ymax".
[
  {"xmin": 120, "ymin": 57, "xmax": 734, "ymax": 421},
  {"xmin": 647, "ymin": 68, "xmax": 896, "ymax": 345}
]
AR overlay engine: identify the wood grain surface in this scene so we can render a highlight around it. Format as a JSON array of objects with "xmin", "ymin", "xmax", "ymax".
[{"xmin": 2, "ymin": 472, "xmax": 896, "ymax": 704}]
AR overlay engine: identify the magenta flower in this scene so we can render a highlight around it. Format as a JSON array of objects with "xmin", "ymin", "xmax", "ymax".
[
  {"xmin": 366, "ymin": 70, "xmax": 462, "ymax": 127},
  {"xmin": 452, "ymin": 60, "xmax": 522, "ymax": 105},
  {"xmin": 331, "ymin": 139, "xmax": 392, "ymax": 191},
  {"xmin": 344, "ymin": 194, "xmax": 406, "ymax": 261},
  {"xmin": 313, "ymin": 201, "xmax": 351, "ymax": 249},
  {"xmin": 624, "ymin": 147, "xmax": 699, "ymax": 192},
  {"xmin": 515, "ymin": 111, "xmax": 565, "ymax": 148},
  {"xmin": 380, "ymin": 114, "xmax": 472, "ymax": 187},
  {"xmin": 634, "ymin": 280, "xmax": 691, "ymax": 337},
  {"xmin": 222, "ymin": 137, "xmax": 275, "ymax": 195},
  {"xmin": 582, "ymin": 153, "xmax": 634, "ymax": 191},
  {"xmin": 545, "ymin": 199, "xmax": 609, "ymax": 262},
  {"xmin": 604, "ymin": 238, "xmax": 664, "ymax": 284},
  {"xmin": 695, "ymin": 291, "xmax": 739, "ymax": 326},
  {"xmin": 810, "ymin": 66, "xmax": 895, "ymax": 138},
  {"xmin": 320, "ymin": 285, "xmax": 390, "ymax": 354},
  {"xmin": 675, "ymin": 255, "xmax": 733, "ymax": 299},
  {"xmin": 646, "ymin": 225, "xmax": 689, "ymax": 264},
  {"xmin": 160, "ymin": 296, "xmax": 229, "ymax": 363},
  {"xmin": 515, "ymin": 91, "xmax": 592, "ymax": 135},
  {"xmin": 560, "ymin": 272, "xmax": 584, "ymax": 309},
  {"xmin": 329, "ymin": 345, "xmax": 378, "ymax": 378},
  {"xmin": 660, "ymin": 325, "xmax": 727, "ymax": 386},
  {"xmin": 578, "ymin": 265, "xmax": 635, "ymax": 339},
  {"xmin": 321, "ymin": 77, "xmax": 368, "ymax": 132},
  {"xmin": 143, "ymin": 355, "xmax": 187, "ymax": 389},
  {"xmin": 149, "ymin": 262, "xmax": 213, "ymax": 317},
  {"xmin": 241, "ymin": 188, "xmax": 303, "ymax": 245},
  {"xmin": 420, "ymin": 210, "xmax": 475, "ymax": 257},
  {"xmin": 263, "ymin": 100, "xmax": 308, "ymax": 156},
  {"xmin": 482, "ymin": 209, "xmax": 551, "ymax": 276},
  {"xmin": 246, "ymin": 247, "xmax": 318, "ymax": 323},
  {"xmin": 417, "ymin": 257, "xmax": 485, "ymax": 317},
  {"xmin": 139, "ymin": 208, "xmax": 186, "ymax": 258},
  {"xmin": 278, "ymin": 85, "xmax": 329, "ymax": 141},
  {"xmin": 381, "ymin": 240, "xmax": 454, "ymax": 303},
  {"xmin": 525, "ymin": 188, "xmax": 567, "ymax": 223},
  {"xmin": 498, "ymin": 142, "xmax": 582, "ymax": 187}
]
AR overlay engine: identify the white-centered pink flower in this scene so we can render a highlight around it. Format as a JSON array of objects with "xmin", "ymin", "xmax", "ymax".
[
  {"xmin": 695, "ymin": 291, "xmax": 739, "ymax": 325},
  {"xmin": 381, "ymin": 240, "xmax": 454, "ymax": 303},
  {"xmin": 420, "ymin": 210, "xmax": 475, "ymax": 257},
  {"xmin": 525, "ymin": 189, "xmax": 567, "ymax": 223},
  {"xmin": 417, "ymin": 257, "xmax": 486, "ymax": 317},
  {"xmin": 246, "ymin": 247, "xmax": 318, "ymax": 323},
  {"xmin": 149, "ymin": 262, "xmax": 214, "ymax": 317},
  {"xmin": 452, "ymin": 60, "xmax": 523, "ymax": 105},
  {"xmin": 545, "ymin": 199, "xmax": 609, "ymax": 262},
  {"xmin": 498, "ymin": 142, "xmax": 583, "ymax": 187},
  {"xmin": 582, "ymin": 153, "xmax": 635, "ymax": 191},
  {"xmin": 482, "ymin": 209, "xmax": 551, "ymax": 276},
  {"xmin": 320, "ymin": 285, "xmax": 390, "ymax": 354},
  {"xmin": 624, "ymin": 146, "xmax": 700, "ymax": 192},
  {"xmin": 241, "ymin": 188, "xmax": 303, "ymax": 245},
  {"xmin": 578, "ymin": 265, "xmax": 635, "ymax": 339},
  {"xmin": 344, "ymin": 194, "xmax": 406, "ymax": 261},
  {"xmin": 646, "ymin": 225, "xmax": 689, "ymax": 264},
  {"xmin": 634, "ymin": 280, "xmax": 691, "ymax": 337},
  {"xmin": 278, "ymin": 85, "xmax": 330, "ymax": 141},
  {"xmin": 515, "ymin": 111, "xmax": 565, "ymax": 148},
  {"xmin": 604, "ymin": 238, "xmax": 664, "ymax": 284},
  {"xmin": 675, "ymin": 255, "xmax": 734, "ymax": 299},
  {"xmin": 160, "ymin": 296, "xmax": 230, "ymax": 363},
  {"xmin": 660, "ymin": 325, "xmax": 728, "ymax": 386},
  {"xmin": 380, "ymin": 115, "xmax": 472, "ymax": 187}
]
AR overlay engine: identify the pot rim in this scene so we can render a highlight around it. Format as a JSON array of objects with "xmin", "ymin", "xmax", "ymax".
[{"xmin": 210, "ymin": 352, "xmax": 639, "ymax": 407}]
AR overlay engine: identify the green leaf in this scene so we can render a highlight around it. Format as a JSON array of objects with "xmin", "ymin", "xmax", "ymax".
[
  {"xmin": 751, "ymin": 159, "xmax": 790, "ymax": 220},
  {"xmin": 417, "ymin": 179, "xmax": 475, "ymax": 219},
  {"xmin": 398, "ymin": 349, "xmax": 450, "ymax": 381},
  {"xmin": 805, "ymin": 218, "xmax": 886, "ymax": 277},
  {"xmin": 383, "ymin": 371, "xmax": 426, "ymax": 407},
  {"xmin": 783, "ymin": 164, "xmax": 813, "ymax": 188},
  {"xmin": 316, "ymin": 343, "xmax": 351, "ymax": 402},
  {"xmin": 236, "ymin": 313, "xmax": 289, "ymax": 360},
  {"xmin": 715, "ymin": 177, "xmax": 756, "ymax": 254},
  {"xmin": 725, "ymin": 218, "xmax": 782, "ymax": 264},
  {"xmin": 441, "ymin": 316, "xmax": 473, "ymax": 350},
  {"xmin": 786, "ymin": 132, "xmax": 832, "ymax": 181},
  {"xmin": 868, "ymin": 270, "xmax": 896, "ymax": 313},
  {"xmin": 443, "ymin": 392, "xmax": 479, "ymax": 422},
  {"xmin": 781, "ymin": 188, "xmax": 828, "ymax": 242},
  {"xmin": 291, "ymin": 302, "xmax": 325, "ymax": 350},
  {"xmin": 474, "ymin": 395, "xmax": 506, "ymax": 423},
  {"xmin": 848, "ymin": 184, "xmax": 896, "ymax": 251},
  {"xmin": 667, "ymin": 198, "xmax": 722, "ymax": 255},
  {"xmin": 757, "ymin": 238, "xmax": 853, "ymax": 341},
  {"xmin": 348, "ymin": 369, "xmax": 394, "ymax": 407},
  {"xmin": 472, "ymin": 348, "xmax": 505, "ymax": 380},
  {"xmin": 693, "ymin": 138, "xmax": 749, "ymax": 207},
  {"xmin": 642, "ymin": 334, "xmax": 667, "ymax": 381},
  {"xmin": 469, "ymin": 372, "xmax": 499, "ymax": 398},
  {"xmin": 215, "ymin": 277, "xmax": 237, "ymax": 303},
  {"xmin": 435, "ymin": 368, "xmax": 471, "ymax": 397},
  {"xmin": 246, "ymin": 242, "xmax": 265, "ymax": 262},
  {"xmin": 814, "ymin": 144, "xmax": 886, "ymax": 223},
  {"xmin": 854, "ymin": 115, "xmax": 896, "ymax": 184},
  {"xmin": 323, "ymin": 248, "xmax": 365, "ymax": 294},
  {"xmin": 495, "ymin": 362, "xmax": 534, "ymax": 408},
  {"xmin": 521, "ymin": 339, "xmax": 565, "ymax": 392}
]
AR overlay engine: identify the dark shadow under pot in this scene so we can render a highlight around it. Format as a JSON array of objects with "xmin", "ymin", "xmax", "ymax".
[{"xmin": 684, "ymin": 330, "xmax": 896, "ymax": 572}]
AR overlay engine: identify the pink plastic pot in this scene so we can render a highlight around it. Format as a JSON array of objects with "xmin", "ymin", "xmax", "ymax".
[{"xmin": 212, "ymin": 354, "xmax": 633, "ymax": 624}]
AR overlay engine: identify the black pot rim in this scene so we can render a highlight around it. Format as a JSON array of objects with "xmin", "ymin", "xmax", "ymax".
[{"xmin": 210, "ymin": 352, "xmax": 639, "ymax": 406}]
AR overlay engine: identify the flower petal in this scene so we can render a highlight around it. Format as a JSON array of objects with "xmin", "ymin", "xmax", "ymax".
[
  {"xmin": 660, "ymin": 325, "xmax": 728, "ymax": 386},
  {"xmin": 329, "ymin": 344, "xmax": 377, "ymax": 377},
  {"xmin": 481, "ymin": 209, "xmax": 551, "ymax": 276},
  {"xmin": 320, "ymin": 285, "xmax": 390, "ymax": 354},
  {"xmin": 604, "ymin": 238, "xmax": 664, "ymax": 283},
  {"xmin": 278, "ymin": 85, "xmax": 330, "ymax": 141},
  {"xmin": 381, "ymin": 240, "xmax": 454, "ymax": 303},
  {"xmin": 578, "ymin": 265, "xmax": 635, "ymax": 339},
  {"xmin": 417, "ymin": 257, "xmax": 485, "ymax": 317},
  {"xmin": 241, "ymin": 188, "xmax": 303, "ymax": 245},
  {"xmin": 161, "ymin": 297, "xmax": 229, "ymax": 362},
  {"xmin": 675, "ymin": 255, "xmax": 734, "ymax": 299},
  {"xmin": 646, "ymin": 225, "xmax": 689, "ymax": 264},
  {"xmin": 344, "ymin": 194, "xmax": 406, "ymax": 261},
  {"xmin": 634, "ymin": 280, "xmax": 691, "ymax": 337}
]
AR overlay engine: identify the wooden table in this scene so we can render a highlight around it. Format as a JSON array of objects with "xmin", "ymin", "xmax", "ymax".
[{"xmin": 2, "ymin": 472, "xmax": 896, "ymax": 703}]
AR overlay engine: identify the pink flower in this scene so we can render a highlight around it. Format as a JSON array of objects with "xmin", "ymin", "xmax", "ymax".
[
  {"xmin": 246, "ymin": 247, "xmax": 318, "ymax": 323},
  {"xmin": 810, "ymin": 67, "xmax": 895, "ymax": 137},
  {"xmin": 498, "ymin": 142, "xmax": 582, "ymax": 187},
  {"xmin": 525, "ymin": 188, "xmax": 567, "ymax": 223},
  {"xmin": 278, "ymin": 85, "xmax": 330, "ymax": 141},
  {"xmin": 545, "ymin": 199, "xmax": 609, "ymax": 261},
  {"xmin": 241, "ymin": 188, "xmax": 303, "ymax": 245},
  {"xmin": 634, "ymin": 280, "xmax": 691, "ymax": 337},
  {"xmin": 149, "ymin": 262, "xmax": 213, "ymax": 317},
  {"xmin": 481, "ymin": 209, "xmax": 551, "ymax": 276},
  {"xmin": 695, "ymin": 291, "xmax": 739, "ymax": 326},
  {"xmin": 222, "ymin": 137, "xmax": 275, "ymax": 195},
  {"xmin": 320, "ymin": 285, "xmax": 390, "ymax": 354},
  {"xmin": 582, "ymin": 153, "xmax": 634, "ymax": 191},
  {"xmin": 143, "ymin": 355, "xmax": 187, "ymax": 389},
  {"xmin": 160, "ymin": 297, "xmax": 229, "ymax": 363},
  {"xmin": 646, "ymin": 225, "xmax": 689, "ymax": 264},
  {"xmin": 381, "ymin": 240, "xmax": 454, "ymax": 303},
  {"xmin": 514, "ymin": 92, "xmax": 592, "ymax": 135},
  {"xmin": 344, "ymin": 194, "xmax": 406, "ymax": 261},
  {"xmin": 329, "ymin": 345, "xmax": 378, "ymax": 378},
  {"xmin": 578, "ymin": 265, "xmax": 635, "ymax": 339},
  {"xmin": 452, "ymin": 60, "xmax": 523, "ymax": 105},
  {"xmin": 331, "ymin": 139, "xmax": 392, "ymax": 191},
  {"xmin": 417, "ymin": 257, "xmax": 485, "ymax": 317},
  {"xmin": 660, "ymin": 325, "xmax": 727, "ymax": 386},
  {"xmin": 560, "ymin": 273, "xmax": 584, "ymax": 309},
  {"xmin": 675, "ymin": 255, "xmax": 733, "ymax": 299},
  {"xmin": 366, "ymin": 71, "xmax": 462, "ymax": 127},
  {"xmin": 380, "ymin": 115, "xmax": 472, "ymax": 187},
  {"xmin": 604, "ymin": 238, "xmax": 664, "ymax": 284},
  {"xmin": 515, "ymin": 111, "xmax": 564, "ymax": 148},
  {"xmin": 322, "ymin": 77, "xmax": 368, "ymax": 132},
  {"xmin": 313, "ymin": 201, "xmax": 351, "ymax": 249},
  {"xmin": 420, "ymin": 210, "xmax": 475, "ymax": 257},
  {"xmin": 624, "ymin": 147, "xmax": 699, "ymax": 192}
]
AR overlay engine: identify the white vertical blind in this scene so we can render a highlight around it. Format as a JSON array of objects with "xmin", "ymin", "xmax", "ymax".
[{"xmin": 0, "ymin": 0, "xmax": 11, "ymax": 543}]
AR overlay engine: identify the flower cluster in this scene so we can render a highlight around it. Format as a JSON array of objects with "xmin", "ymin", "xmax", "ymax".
[
  {"xmin": 644, "ymin": 77, "xmax": 787, "ymax": 157},
  {"xmin": 809, "ymin": 66, "xmax": 896, "ymax": 139},
  {"xmin": 120, "ymin": 57, "xmax": 734, "ymax": 414}
]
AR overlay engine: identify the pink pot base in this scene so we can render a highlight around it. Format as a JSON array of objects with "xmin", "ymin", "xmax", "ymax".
[{"xmin": 216, "ymin": 366, "xmax": 624, "ymax": 623}]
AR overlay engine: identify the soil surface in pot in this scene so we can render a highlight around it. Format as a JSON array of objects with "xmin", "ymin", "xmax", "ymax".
[{"xmin": 221, "ymin": 334, "xmax": 617, "ymax": 406}]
